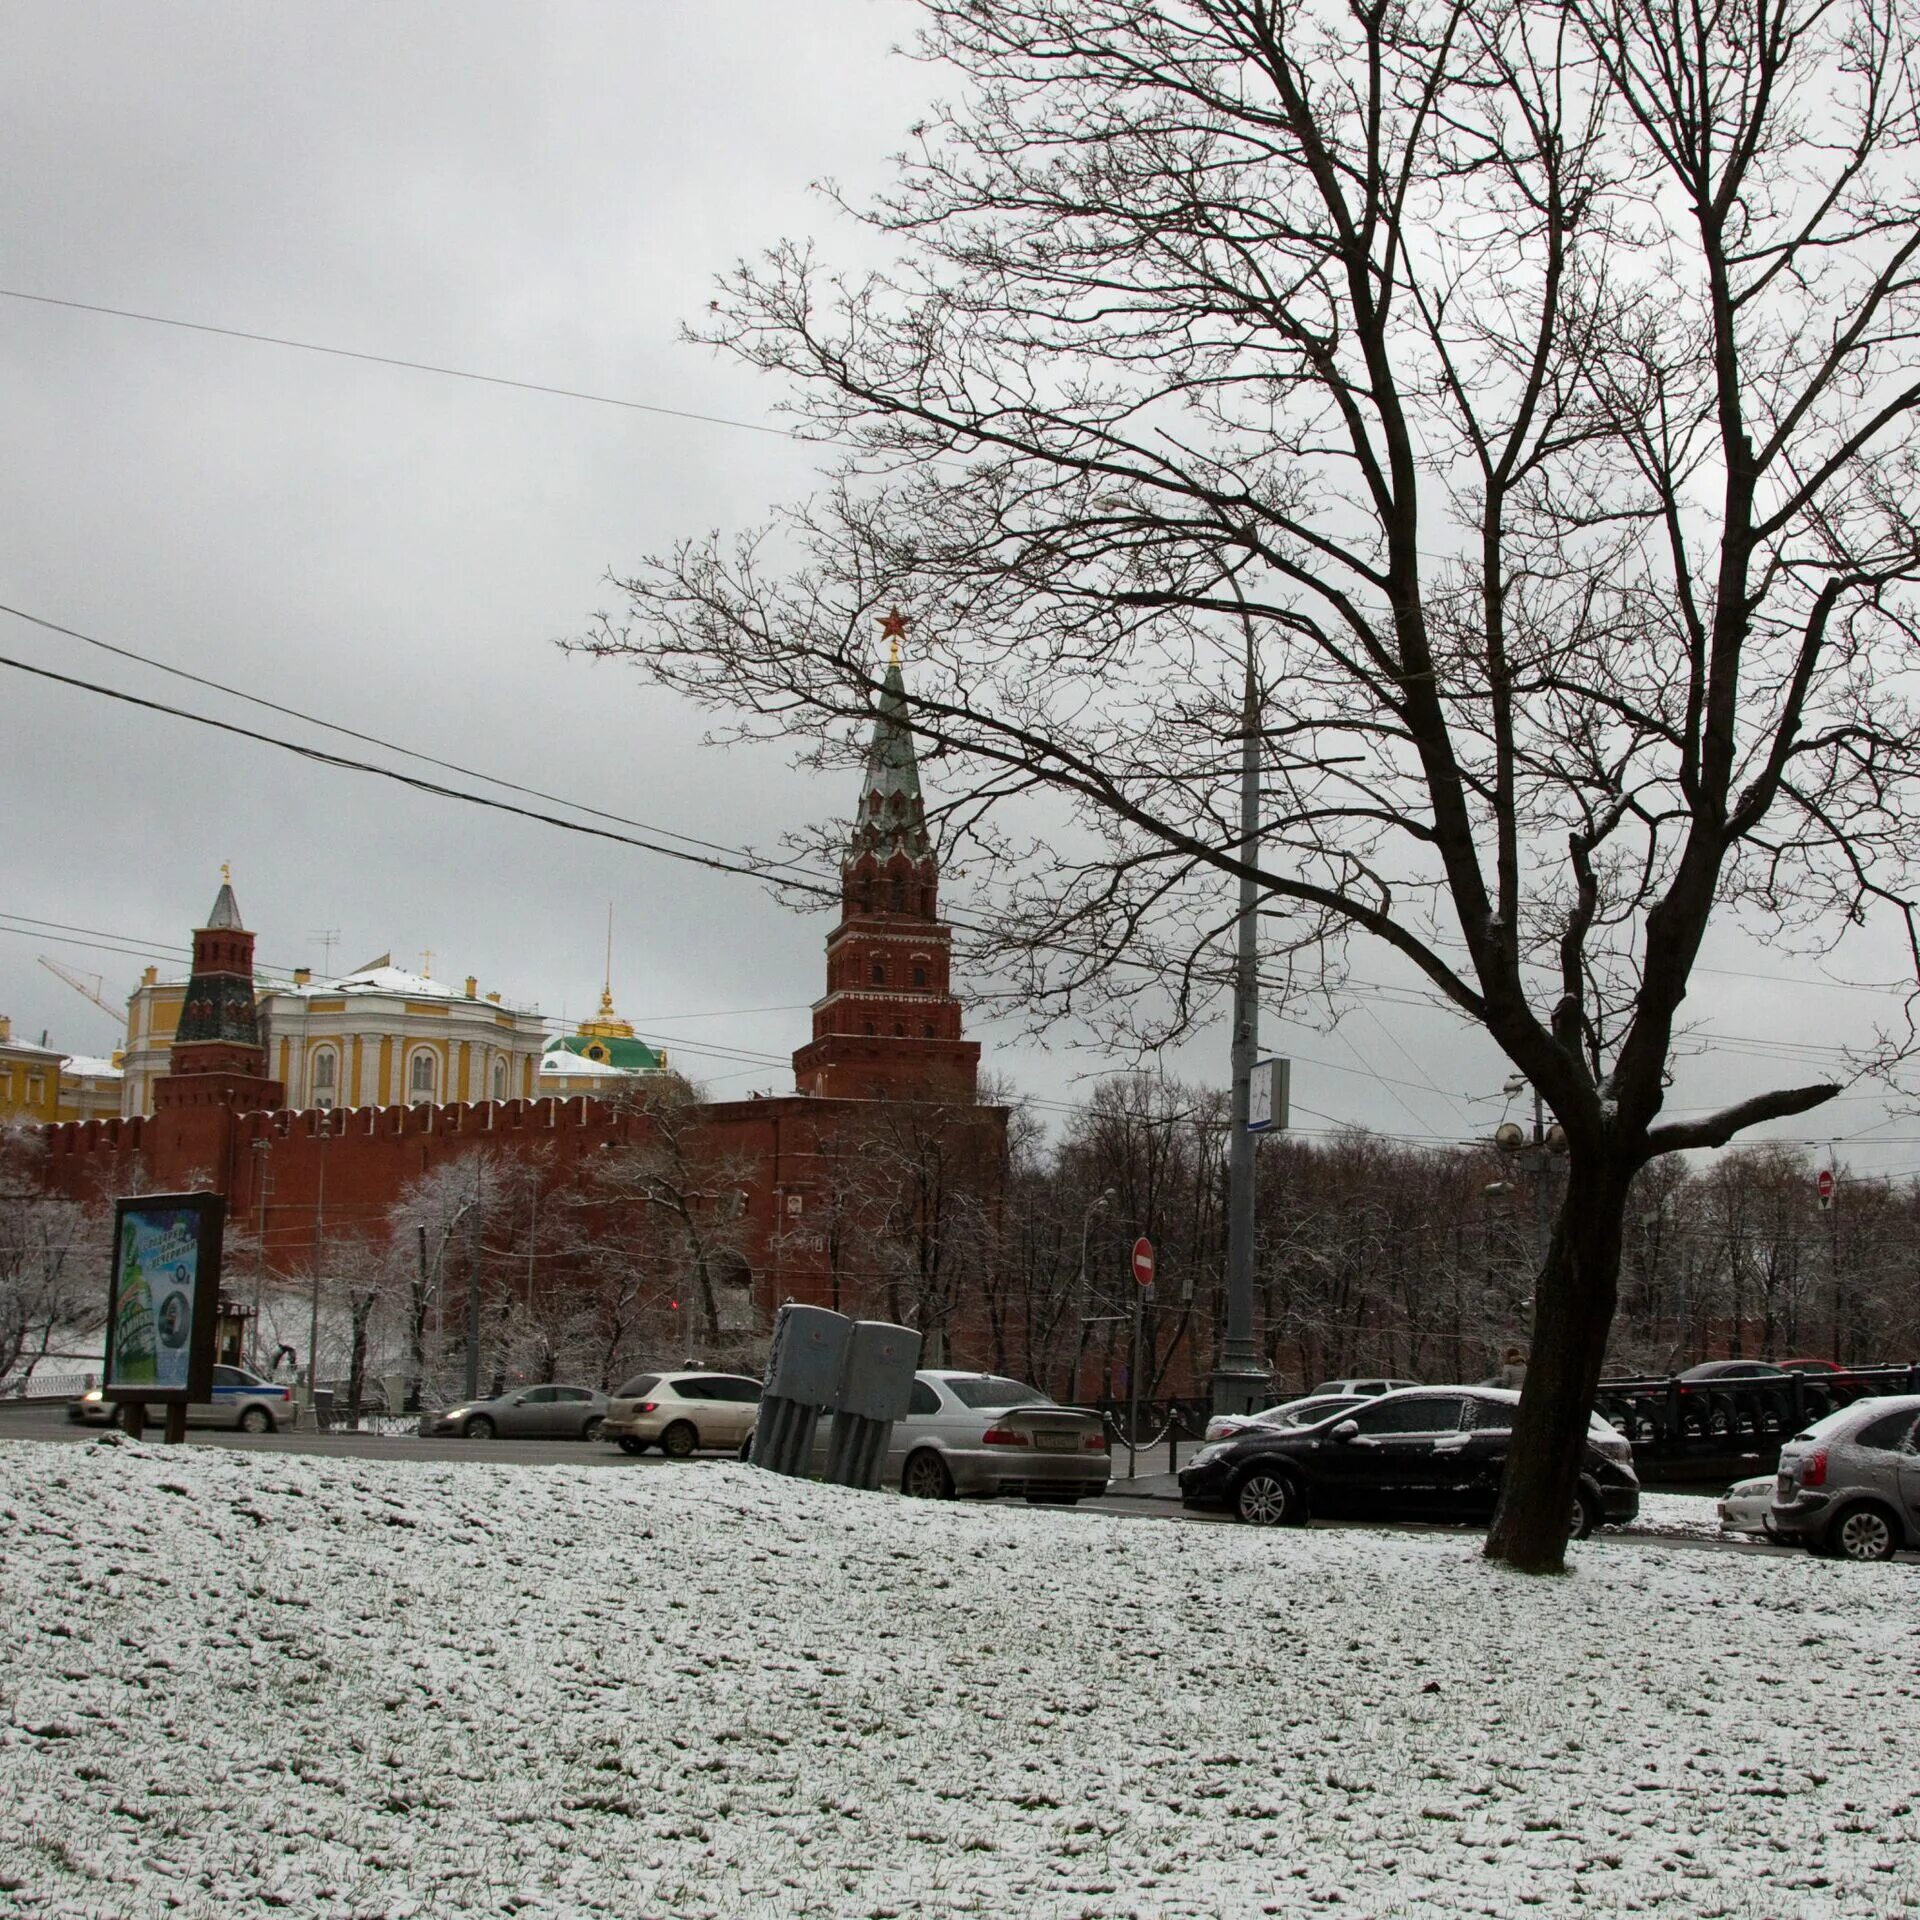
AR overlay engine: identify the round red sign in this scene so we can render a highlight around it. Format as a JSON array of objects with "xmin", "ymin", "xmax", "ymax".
[
  {"xmin": 1131, "ymin": 1237, "xmax": 1156, "ymax": 1288},
  {"xmin": 1817, "ymin": 1168, "xmax": 1835, "ymax": 1199}
]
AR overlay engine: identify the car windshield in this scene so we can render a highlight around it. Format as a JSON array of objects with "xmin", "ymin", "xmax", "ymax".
[
  {"xmin": 947, "ymin": 1376, "xmax": 1049, "ymax": 1410},
  {"xmin": 614, "ymin": 1374, "xmax": 659, "ymax": 1399}
]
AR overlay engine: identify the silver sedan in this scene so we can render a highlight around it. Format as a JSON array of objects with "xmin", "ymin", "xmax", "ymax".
[
  {"xmin": 886, "ymin": 1370, "xmax": 1110, "ymax": 1505},
  {"xmin": 419, "ymin": 1383, "xmax": 609, "ymax": 1441}
]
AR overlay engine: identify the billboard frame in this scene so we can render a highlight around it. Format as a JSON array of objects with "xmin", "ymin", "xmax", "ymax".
[{"xmin": 102, "ymin": 1193, "xmax": 225, "ymax": 1434}]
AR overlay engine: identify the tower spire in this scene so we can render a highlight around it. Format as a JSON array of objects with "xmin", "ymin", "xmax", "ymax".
[{"xmin": 794, "ymin": 643, "xmax": 980, "ymax": 1102}]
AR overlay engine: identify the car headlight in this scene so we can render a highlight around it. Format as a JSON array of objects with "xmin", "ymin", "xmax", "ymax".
[
  {"xmin": 81, "ymin": 1388, "xmax": 103, "ymax": 1405},
  {"xmin": 1188, "ymin": 1442, "xmax": 1230, "ymax": 1466}
]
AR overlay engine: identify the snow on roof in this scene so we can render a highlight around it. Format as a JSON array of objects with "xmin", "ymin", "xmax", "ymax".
[
  {"xmin": 60, "ymin": 1056, "xmax": 123, "ymax": 1079},
  {"xmin": 539, "ymin": 1049, "xmax": 631, "ymax": 1077}
]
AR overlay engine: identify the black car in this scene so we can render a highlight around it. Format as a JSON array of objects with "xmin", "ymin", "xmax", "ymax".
[
  {"xmin": 1676, "ymin": 1359, "xmax": 1789, "ymax": 1382},
  {"xmin": 1177, "ymin": 1386, "xmax": 1640, "ymax": 1537}
]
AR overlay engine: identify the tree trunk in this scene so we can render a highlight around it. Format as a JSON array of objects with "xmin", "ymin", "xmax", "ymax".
[
  {"xmin": 1484, "ymin": 1156, "xmax": 1628, "ymax": 1573},
  {"xmin": 347, "ymin": 1294, "xmax": 373, "ymax": 1425}
]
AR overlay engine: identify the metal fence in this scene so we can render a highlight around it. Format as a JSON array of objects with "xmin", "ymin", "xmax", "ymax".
[{"xmin": 0, "ymin": 1371, "xmax": 97, "ymax": 1401}]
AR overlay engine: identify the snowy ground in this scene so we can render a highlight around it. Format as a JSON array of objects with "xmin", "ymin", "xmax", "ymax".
[{"xmin": 3, "ymin": 1438, "xmax": 1917, "ymax": 1919}]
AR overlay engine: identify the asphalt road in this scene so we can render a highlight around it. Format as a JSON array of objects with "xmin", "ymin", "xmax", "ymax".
[{"xmin": 0, "ymin": 1398, "xmax": 1805, "ymax": 1559}]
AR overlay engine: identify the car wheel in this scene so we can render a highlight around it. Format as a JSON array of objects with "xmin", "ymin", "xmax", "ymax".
[
  {"xmin": 902, "ymin": 1449, "xmax": 955, "ymax": 1499},
  {"xmin": 464, "ymin": 1415, "xmax": 496, "ymax": 1440},
  {"xmin": 581, "ymin": 1416, "xmax": 604, "ymax": 1442},
  {"xmin": 238, "ymin": 1406, "xmax": 274, "ymax": 1435},
  {"xmin": 661, "ymin": 1420, "xmax": 699, "ymax": 1459},
  {"xmin": 1234, "ymin": 1469, "xmax": 1297, "ymax": 1527},
  {"xmin": 618, "ymin": 1437, "xmax": 647, "ymax": 1456},
  {"xmin": 1569, "ymin": 1487, "xmax": 1597, "ymax": 1541},
  {"xmin": 1829, "ymin": 1502, "xmax": 1900, "ymax": 1563}
]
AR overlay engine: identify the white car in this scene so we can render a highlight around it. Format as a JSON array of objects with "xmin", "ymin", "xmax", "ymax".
[
  {"xmin": 1718, "ymin": 1473, "xmax": 1779, "ymax": 1537},
  {"xmin": 601, "ymin": 1371, "xmax": 762, "ymax": 1456},
  {"xmin": 68, "ymin": 1364, "xmax": 301, "ymax": 1433}
]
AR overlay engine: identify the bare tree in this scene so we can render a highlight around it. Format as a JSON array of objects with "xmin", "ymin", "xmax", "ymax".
[
  {"xmin": 594, "ymin": 1076, "xmax": 762, "ymax": 1358},
  {"xmin": 0, "ymin": 1127, "xmax": 106, "ymax": 1389},
  {"xmin": 584, "ymin": 0, "xmax": 1920, "ymax": 1568}
]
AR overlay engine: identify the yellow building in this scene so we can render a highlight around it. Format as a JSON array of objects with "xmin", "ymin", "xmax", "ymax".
[
  {"xmin": 55, "ymin": 1053, "xmax": 124, "ymax": 1123},
  {"xmin": 0, "ymin": 1016, "xmax": 63, "ymax": 1125},
  {"xmin": 264, "ymin": 958, "xmax": 548, "ymax": 1109},
  {"xmin": 118, "ymin": 954, "xmax": 550, "ymax": 1116}
]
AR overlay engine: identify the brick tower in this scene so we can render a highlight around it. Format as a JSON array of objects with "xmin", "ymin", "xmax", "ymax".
[
  {"xmin": 152, "ymin": 876, "xmax": 284, "ymax": 1113},
  {"xmin": 793, "ymin": 620, "xmax": 981, "ymax": 1101}
]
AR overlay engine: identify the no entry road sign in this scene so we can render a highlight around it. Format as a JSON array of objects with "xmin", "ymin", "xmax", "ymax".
[{"xmin": 1131, "ymin": 1237, "xmax": 1156, "ymax": 1288}]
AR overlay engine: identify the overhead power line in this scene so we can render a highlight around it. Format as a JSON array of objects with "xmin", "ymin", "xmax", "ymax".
[
  {"xmin": 0, "ymin": 650, "xmax": 842, "ymax": 902},
  {"xmin": 0, "ymin": 287, "xmax": 814, "ymax": 445}
]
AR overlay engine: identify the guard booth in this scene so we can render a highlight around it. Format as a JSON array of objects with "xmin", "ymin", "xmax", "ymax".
[{"xmin": 216, "ymin": 1297, "xmax": 254, "ymax": 1369}]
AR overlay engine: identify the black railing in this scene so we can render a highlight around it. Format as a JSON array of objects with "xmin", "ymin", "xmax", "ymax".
[{"xmin": 1593, "ymin": 1366, "xmax": 1920, "ymax": 1478}]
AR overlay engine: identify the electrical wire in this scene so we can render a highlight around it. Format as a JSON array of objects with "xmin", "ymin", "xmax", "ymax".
[{"xmin": 0, "ymin": 288, "xmax": 816, "ymax": 445}]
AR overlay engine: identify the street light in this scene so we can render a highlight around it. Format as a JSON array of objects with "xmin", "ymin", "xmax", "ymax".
[{"xmin": 1063, "ymin": 1187, "xmax": 1118, "ymax": 1403}]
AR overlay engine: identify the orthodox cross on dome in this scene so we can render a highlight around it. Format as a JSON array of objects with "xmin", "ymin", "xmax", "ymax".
[
  {"xmin": 879, "ymin": 606, "xmax": 908, "ymax": 665},
  {"xmin": 419, "ymin": 948, "xmax": 435, "ymax": 979}
]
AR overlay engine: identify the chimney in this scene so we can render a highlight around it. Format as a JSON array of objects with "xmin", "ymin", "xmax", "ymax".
[
  {"xmin": 0, "ymin": 1014, "xmax": 10, "ymax": 1044},
  {"xmin": 142, "ymin": 966, "xmax": 157, "ymax": 986},
  {"xmin": 293, "ymin": 967, "xmax": 312, "ymax": 987},
  {"xmin": 465, "ymin": 975, "xmax": 478, "ymax": 999},
  {"xmin": 486, "ymin": 991, "xmax": 501, "ymax": 1005}
]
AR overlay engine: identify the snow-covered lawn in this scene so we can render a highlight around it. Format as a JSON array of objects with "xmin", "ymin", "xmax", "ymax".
[{"xmin": 3, "ymin": 1438, "xmax": 1918, "ymax": 1919}]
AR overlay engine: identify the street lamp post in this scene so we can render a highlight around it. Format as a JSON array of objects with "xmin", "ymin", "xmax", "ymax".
[{"xmin": 1064, "ymin": 1188, "xmax": 1117, "ymax": 1403}]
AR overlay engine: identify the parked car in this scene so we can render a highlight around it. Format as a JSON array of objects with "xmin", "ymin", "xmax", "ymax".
[
  {"xmin": 70, "ymin": 1365, "xmax": 302, "ymax": 1434},
  {"xmin": 1677, "ymin": 1359, "xmax": 1789, "ymax": 1381},
  {"xmin": 738, "ymin": 1370, "xmax": 1111, "ymax": 1504},
  {"xmin": 888, "ymin": 1371, "xmax": 1109, "ymax": 1504},
  {"xmin": 600, "ymin": 1371, "xmax": 761, "ymax": 1456},
  {"xmin": 1308, "ymin": 1377, "xmax": 1419, "ymax": 1398},
  {"xmin": 1770, "ymin": 1394, "xmax": 1920, "ymax": 1562},
  {"xmin": 418, "ymin": 1383, "xmax": 608, "ymax": 1441},
  {"xmin": 1202, "ymin": 1393, "xmax": 1368, "ymax": 1445},
  {"xmin": 1178, "ymin": 1385, "xmax": 1639, "ymax": 1537},
  {"xmin": 1717, "ymin": 1474, "xmax": 1778, "ymax": 1537},
  {"xmin": 1779, "ymin": 1357, "xmax": 1845, "ymax": 1374}
]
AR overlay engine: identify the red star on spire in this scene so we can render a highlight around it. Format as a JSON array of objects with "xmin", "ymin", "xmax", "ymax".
[{"xmin": 879, "ymin": 607, "xmax": 908, "ymax": 661}]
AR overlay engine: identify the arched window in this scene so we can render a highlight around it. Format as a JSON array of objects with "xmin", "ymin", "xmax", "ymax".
[
  {"xmin": 890, "ymin": 873, "xmax": 906, "ymax": 911},
  {"xmin": 863, "ymin": 1021, "xmax": 876, "ymax": 1036},
  {"xmin": 923, "ymin": 1022, "xmax": 936, "ymax": 1038},
  {"xmin": 491, "ymin": 1057, "xmax": 508, "ymax": 1101},
  {"xmin": 912, "ymin": 964, "xmax": 928, "ymax": 989},
  {"xmin": 871, "ymin": 959, "xmax": 886, "ymax": 984},
  {"xmin": 408, "ymin": 1049, "xmax": 438, "ymax": 1104},
  {"xmin": 310, "ymin": 1048, "xmax": 337, "ymax": 1110},
  {"xmin": 893, "ymin": 1021, "xmax": 905, "ymax": 1037}
]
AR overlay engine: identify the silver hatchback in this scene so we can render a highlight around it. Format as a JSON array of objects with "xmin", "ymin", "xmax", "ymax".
[{"xmin": 1771, "ymin": 1394, "xmax": 1920, "ymax": 1561}]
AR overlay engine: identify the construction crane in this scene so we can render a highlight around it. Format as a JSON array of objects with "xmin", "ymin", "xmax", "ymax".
[{"xmin": 37, "ymin": 955, "xmax": 126, "ymax": 1037}]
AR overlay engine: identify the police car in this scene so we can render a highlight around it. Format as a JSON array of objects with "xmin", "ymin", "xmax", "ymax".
[{"xmin": 70, "ymin": 1364, "xmax": 300, "ymax": 1433}]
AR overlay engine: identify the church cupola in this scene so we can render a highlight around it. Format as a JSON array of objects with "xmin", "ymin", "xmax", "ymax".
[{"xmin": 792, "ymin": 612, "xmax": 981, "ymax": 1102}]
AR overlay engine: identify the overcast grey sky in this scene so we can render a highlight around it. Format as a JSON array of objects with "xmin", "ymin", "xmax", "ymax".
[{"xmin": 3, "ymin": 1, "xmax": 1914, "ymax": 1179}]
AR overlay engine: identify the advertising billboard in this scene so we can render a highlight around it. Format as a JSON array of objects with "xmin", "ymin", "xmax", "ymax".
[{"xmin": 104, "ymin": 1193, "xmax": 224, "ymax": 1405}]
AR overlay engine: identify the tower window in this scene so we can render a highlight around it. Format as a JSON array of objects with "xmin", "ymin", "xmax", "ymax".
[
  {"xmin": 912, "ymin": 965, "xmax": 927, "ymax": 988},
  {"xmin": 893, "ymin": 1022, "xmax": 905, "ymax": 1037},
  {"xmin": 492, "ymin": 1057, "xmax": 508, "ymax": 1100},
  {"xmin": 923, "ymin": 1022, "xmax": 936, "ymax": 1038},
  {"xmin": 890, "ymin": 874, "xmax": 906, "ymax": 911},
  {"xmin": 408, "ymin": 1049, "xmax": 438, "ymax": 1104},
  {"xmin": 871, "ymin": 960, "xmax": 886, "ymax": 984},
  {"xmin": 863, "ymin": 1021, "xmax": 876, "ymax": 1036}
]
